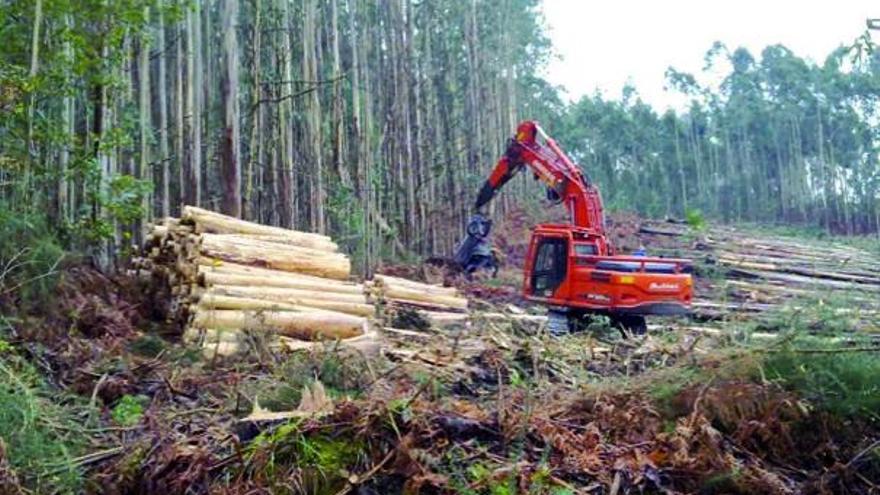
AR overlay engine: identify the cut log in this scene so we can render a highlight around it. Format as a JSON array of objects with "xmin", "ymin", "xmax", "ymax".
[
  {"xmin": 205, "ymin": 284, "xmax": 366, "ymax": 305},
  {"xmin": 278, "ymin": 327, "xmax": 381, "ymax": 355},
  {"xmin": 197, "ymin": 292, "xmax": 374, "ymax": 317},
  {"xmin": 379, "ymin": 285, "xmax": 468, "ymax": 310},
  {"xmin": 718, "ymin": 256, "xmax": 880, "ymax": 285},
  {"xmin": 183, "ymin": 327, "xmax": 243, "ymax": 344},
  {"xmin": 478, "ymin": 312, "xmax": 549, "ymax": 324},
  {"xmin": 201, "ymin": 341, "xmax": 241, "ymax": 358},
  {"xmin": 183, "ymin": 206, "xmax": 337, "ymax": 251},
  {"xmin": 372, "ymin": 274, "xmax": 458, "ymax": 296},
  {"xmin": 421, "ymin": 311, "xmax": 470, "ymax": 328},
  {"xmin": 728, "ymin": 268, "xmax": 880, "ymax": 292},
  {"xmin": 692, "ymin": 300, "xmax": 775, "ymax": 313},
  {"xmin": 198, "ymin": 233, "xmax": 341, "ymax": 260},
  {"xmin": 717, "ymin": 257, "xmax": 777, "ymax": 272},
  {"xmin": 197, "ymin": 257, "xmax": 353, "ymax": 283},
  {"xmin": 383, "ymin": 298, "xmax": 465, "ymax": 313},
  {"xmin": 199, "ymin": 271, "xmax": 363, "ymax": 295},
  {"xmin": 191, "ymin": 309, "xmax": 366, "ymax": 341},
  {"xmin": 198, "ymin": 239, "xmax": 350, "ymax": 279},
  {"xmin": 639, "ymin": 225, "xmax": 685, "ymax": 236}
]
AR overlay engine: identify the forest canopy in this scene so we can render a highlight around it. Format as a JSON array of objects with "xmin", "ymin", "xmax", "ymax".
[{"xmin": 0, "ymin": 0, "xmax": 878, "ymax": 272}]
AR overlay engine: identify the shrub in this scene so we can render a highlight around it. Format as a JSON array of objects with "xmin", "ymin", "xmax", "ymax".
[
  {"xmin": 685, "ymin": 208, "xmax": 706, "ymax": 231},
  {"xmin": 0, "ymin": 343, "xmax": 85, "ymax": 493},
  {"xmin": 762, "ymin": 343, "xmax": 880, "ymax": 419},
  {"xmin": 0, "ymin": 205, "xmax": 64, "ymax": 311}
]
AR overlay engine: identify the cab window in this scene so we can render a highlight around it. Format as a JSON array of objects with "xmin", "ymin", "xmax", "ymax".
[
  {"xmin": 532, "ymin": 237, "xmax": 567, "ymax": 294},
  {"xmin": 574, "ymin": 243, "xmax": 597, "ymax": 256}
]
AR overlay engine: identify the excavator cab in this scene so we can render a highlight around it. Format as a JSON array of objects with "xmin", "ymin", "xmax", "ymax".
[
  {"xmin": 530, "ymin": 236, "xmax": 568, "ymax": 297},
  {"xmin": 523, "ymin": 225, "xmax": 693, "ymax": 335}
]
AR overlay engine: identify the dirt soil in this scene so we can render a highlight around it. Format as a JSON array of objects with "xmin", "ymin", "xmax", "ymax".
[{"xmin": 2, "ymin": 211, "xmax": 879, "ymax": 494}]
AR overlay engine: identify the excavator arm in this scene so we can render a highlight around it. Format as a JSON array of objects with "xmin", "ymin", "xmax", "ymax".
[
  {"xmin": 455, "ymin": 121, "xmax": 608, "ymax": 274},
  {"xmin": 474, "ymin": 121, "xmax": 606, "ymax": 235}
]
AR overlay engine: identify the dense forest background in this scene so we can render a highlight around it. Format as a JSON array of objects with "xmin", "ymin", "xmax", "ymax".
[{"xmin": 1, "ymin": 0, "xmax": 878, "ymax": 272}]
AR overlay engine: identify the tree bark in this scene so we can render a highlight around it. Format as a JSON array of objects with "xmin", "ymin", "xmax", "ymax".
[
  {"xmin": 157, "ymin": 3, "xmax": 171, "ymax": 218},
  {"xmin": 302, "ymin": 0, "xmax": 325, "ymax": 233},
  {"xmin": 138, "ymin": 6, "xmax": 152, "ymax": 228},
  {"xmin": 219, "ymin": 0, "xmax": 241, "ymax": 217}
]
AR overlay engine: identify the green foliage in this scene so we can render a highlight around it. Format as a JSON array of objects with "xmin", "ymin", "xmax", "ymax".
[
  {"xmin": 685, "ymin": 209, "xmax": 706, "ymax": 231},
  {"xmin": 253, "ymin": 350, "xmax": 372, "ymax": 412},
  {"xmin": 111, "ymin": 394, "xmax": 146, "ymax": 426},
  {"xmin": 293, "ymin": 434, "xmax": 364, "ymax": 475},
  {"xmin": 412, "ymin": 369, "xmax": 448, "ymax": 399},
  {"xmin": 72, "ymin": 171, "xmax": 153, "ymax": 244},
  {"xmin": 326, "ymin": 184, "xmax": 363, "ymax": 250},
  {"xmin": 128, "ymin": 334, "xmax": 166, "ymax": 358},
  {"xmin": 460, "ymin": 462, "xmax": 517, "ymax": 495},
  {"xmin": 556, "ymin": 43, "xmax": 880, "ymax": 235},
  {"xmin": 762, "ymin": 343, "xmax": 880, "ymax": 419},
  {"xmin": 0, "ymin": 205, "xmax": 64, "ymax": 310},
  {"xmin": 246, "ymin": 421, "xmax": 366, "ymax": 493},
  {"xmin": 0, "ymin": 346, "xmax": 86, "ymax": 493}
]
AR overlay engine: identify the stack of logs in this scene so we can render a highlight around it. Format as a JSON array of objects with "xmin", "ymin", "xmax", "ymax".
[
  {"xmin": 636, "ymin": 220, "xmax": 880, "ymax": 327},
  {"xmin": 368, "ymin": 274, "xmax": 469, "ymax": 329},
  {"xmin": 137, "ymin": 206, "xmax": 473, "ymax": 357},
  {"xmin": 138, "ymin": 206, "xmax": 372, "ymax": 356}
]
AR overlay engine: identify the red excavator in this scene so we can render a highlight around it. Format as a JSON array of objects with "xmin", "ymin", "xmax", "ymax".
[{"xmin": 454, "ymin": 120, "xmax": 693, "ymax": 334}]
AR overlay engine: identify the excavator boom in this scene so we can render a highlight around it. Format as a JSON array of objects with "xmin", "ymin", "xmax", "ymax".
[{"xmin": 474, "ymin": 121, "xmax": 606, "ymax": 236}]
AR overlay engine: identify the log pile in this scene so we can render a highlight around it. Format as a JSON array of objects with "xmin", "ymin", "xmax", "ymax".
[
  {"xmin": 366, "ymin": 274, "xmax": 470, "ymax": 329},
  {"xmin": 636, "ymin": 221, "xmax": 880, "ymax": 327},
  {"xmin": 136, "ymin": 206, "xmax": 372, "ymax": 357}
]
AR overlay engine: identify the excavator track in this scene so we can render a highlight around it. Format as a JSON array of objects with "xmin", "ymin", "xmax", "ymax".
[{"xmin": 547, "ymin": 309, "xmax": 570, "ymax": 336}]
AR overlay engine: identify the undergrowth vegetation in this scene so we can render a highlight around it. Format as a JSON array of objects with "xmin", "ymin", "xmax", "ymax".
[
  {"xmin": 0, "ymin": 329, "xmax": 89, "ymax": 493},
  {"xmin": 764, "ymin": 342, "xmax": 880, "ymax": 420},
  {"xmin": 0, "ymin": 206, "xmax": 64, "ymax": 312}
]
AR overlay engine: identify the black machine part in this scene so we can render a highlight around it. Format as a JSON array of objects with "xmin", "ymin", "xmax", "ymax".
[{"xmin": 453, "ymin": 214, "xmax": 494, "ymax": 272}]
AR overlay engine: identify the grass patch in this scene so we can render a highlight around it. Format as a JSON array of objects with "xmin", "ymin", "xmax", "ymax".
[
  {"xmin": 128, "ymin": 334, "xmax": 166, "ymax": 358},
  {"xmin": 0, "ymin": 344, "xmax": 90, "ymax": 493},
  {"xmin": 111, "ymin": 394, "xmax": 147, "ymax": 426},
  {"xmin": 246, "ymin": 421, "xmax": 367, "ymax": 494},
  {"xmin": 762, "ymin": 342, "xmax": 880, "ymax": 419},
  {"xmin": 251, "ymin": 348, "xmax": 376, "ymax": 413}
]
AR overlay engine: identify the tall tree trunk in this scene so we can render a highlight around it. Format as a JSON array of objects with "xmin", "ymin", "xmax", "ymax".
[
  {"xmin": 157, "ymin": 3, "xmax": 171, "ymax": 218},
  {"xmin": 59, "ymin": 12, "xmax": 74, "ymax": 223},
  {"xmin": 330, "ymin": 0, "xmax": 349, "ymax": 189},
  {"xmin": 186, "ymin": 1, "xmax": 203, "ymax": 206},
  {"xmin": 219, "ymin": 0, "xmax": 241, "ymax": 217},
  {"xmin": 27, "ymin": 0, "xmax": 43, "ymax": 157},
  {"xmin": 244, "ymin": 0, "xmax": 262, "ymax": 220},
  {"xmin": 302, "ymin": 0, "xmax": 325, "ymax": 233},
  {"xmin": 278, "ymin": 0, "xmax": 295, "ymax": 228},
  {"xmin": 202, "ymin": 0, "xmax": 214, "ymax": 201},
  {"xmin": 138, "ymin": 6, "xmax": 152, "ymax": 231},
  {"xmin": 176, "ymin": 19, "xmax": 186, "ymax": 211}
]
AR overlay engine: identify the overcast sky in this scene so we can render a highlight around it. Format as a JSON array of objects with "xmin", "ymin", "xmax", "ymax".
[{"xmin": 541, "ymin": 0, "xmax": 878, "ymax": 110}]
